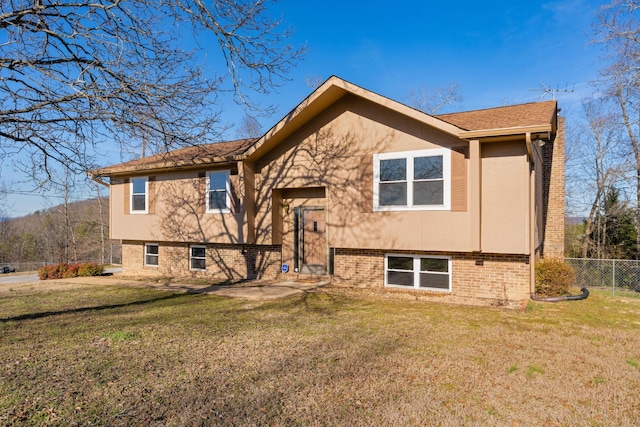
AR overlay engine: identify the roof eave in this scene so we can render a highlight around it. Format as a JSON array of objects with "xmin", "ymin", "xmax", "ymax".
[
  {"xmin": 459, "ymin": 124, "xmax": 553, "ymax": 140},
  {"xmin": 92, "ymin": 154, "xmax": 248, "ymax": 178}
]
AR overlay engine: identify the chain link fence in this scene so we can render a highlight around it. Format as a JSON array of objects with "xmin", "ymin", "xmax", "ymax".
[
  {"xmin": 1, "ymin": 243, "xmax": 122, "ymax": 273},
  {"xmin": 565, "ymin": 258, "xmax": 640, "ymax": 295}
]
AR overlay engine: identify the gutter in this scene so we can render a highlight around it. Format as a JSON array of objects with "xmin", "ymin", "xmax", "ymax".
[
  {"xmin": 460, "ymin": 124, "xmax": 552, "ymax": 139},
  {"xmin": 87, "ymin": 172, "xmax": 109, "ymax": 187}
]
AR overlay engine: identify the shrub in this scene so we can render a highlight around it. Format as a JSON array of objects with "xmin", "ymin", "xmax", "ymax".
[
  {"xmin": 38, "ymin": 263, "xmax": 70, "ymax": 280},
  {"xmin": 38, "ymin": 262, "xmax": 104, "ymax": 280},
  {"xmin": 62, "ymin": 263, "xmax": 80, "ymax": 278},
  {"xmin": 37, "ymin": 265, "xmax": 48, "ymax": 280},
  {"xmin": 535, "ymin": 259, "xmax": 576, "ymax": 296},
  {"xmin": 77, "ymin": 262, "xmax": 104, "ymax": 277}
]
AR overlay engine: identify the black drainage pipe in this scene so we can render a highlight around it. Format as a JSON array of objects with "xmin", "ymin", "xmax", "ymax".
[{"xmin": 530, "ymin": 287, "xmax": 590, "ymax": 302}]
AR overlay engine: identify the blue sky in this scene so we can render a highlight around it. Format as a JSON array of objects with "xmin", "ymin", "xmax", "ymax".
[
  {"xmin": 2, "ymin": 0, "xmax": 607, "ymax": 217},
  {"xmin": 265, "ymin": 0, "xmax": 603, "ymax": 112}
]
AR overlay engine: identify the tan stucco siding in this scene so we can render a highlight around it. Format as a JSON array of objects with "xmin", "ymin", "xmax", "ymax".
[
  {"xmin": 253, "ymin": 94, "xmax": 475, "ymax": 252},
  {"xmin": 110, "ymin": 169, "xmax": 248, "ymax": 244},
  {"xmin": 480, "ymin": 141, "xmax": 529, "ymax": 254}
]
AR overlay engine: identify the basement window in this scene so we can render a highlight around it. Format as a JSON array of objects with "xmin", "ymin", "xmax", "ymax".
[
  {"xmin": 385, "ymin": 254, "xmax": 451, "ymax": 292},
  {"xmin": 190, "ymin": 245, "xmax": 206, "ymax": 271},
  {"xmin": 144, "ymin": 243, "xmax": 159, "ymax": 267}
]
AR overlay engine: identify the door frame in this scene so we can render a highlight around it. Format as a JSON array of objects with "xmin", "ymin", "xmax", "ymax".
[{"xmin": 293, "ymin": 206, "xmax": 327, "ymax": 274}]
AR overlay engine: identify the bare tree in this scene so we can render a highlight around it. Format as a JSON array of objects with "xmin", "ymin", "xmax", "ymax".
[
  {"xmin": 567, "ymin": 97, "xmax": 629, "ymax": 257},
  {"xmin": 409, "ymin": 83, "xmax": 463, "ymax": 114},
  {"xmin": 595, "ymin": 0, "xmax": 640, "ymax": 256},
  {"xmin": 304, "ymin": 74, "xmax": 324, "ymax": 90},
  {"xmin": 235, "ymin": 115, "xmax": 263, "ymax": 139},
  {"xmin": 91, "ymin": 180, "xmax": 107, "ymax": 265},
  {"xmin": 0, "ymin": 1, "xmax": 303, "ymax": 184}
]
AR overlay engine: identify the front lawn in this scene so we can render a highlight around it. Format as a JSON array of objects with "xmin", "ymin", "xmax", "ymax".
[{"xmin": 1, "ymin": 283, "xmax": 639, "ymax": 426}]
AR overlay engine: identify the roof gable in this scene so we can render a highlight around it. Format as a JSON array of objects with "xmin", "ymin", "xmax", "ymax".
[{"xmin": 244, "ymin": 76, "xmax": 464, "ymax": 161}]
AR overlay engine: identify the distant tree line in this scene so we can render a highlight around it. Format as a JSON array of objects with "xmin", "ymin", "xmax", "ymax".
[
  {"xmin": 566, "ymin": 188, "xmax": 637, "ymax": 259},
  {"xmin": 0, "ymin": 198, "xmax": 117, "ymax": 270}
]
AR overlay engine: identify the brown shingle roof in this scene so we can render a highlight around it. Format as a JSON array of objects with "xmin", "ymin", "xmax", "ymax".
[
  {"xmin": 435, "ymin": 100, "xmax": 557, "ymax": 131},
  {"xmin": 93, "ymin": 138, "xmax": 256, "ymax": 177}
]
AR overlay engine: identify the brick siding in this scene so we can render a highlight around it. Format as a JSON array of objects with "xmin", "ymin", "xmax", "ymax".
[
  {"xmin": 332, "ymin": 248, "xmax": 530, "ymax": 305},
  {"xmin": 123, "ymin": 242, "xmax": 530, "ymax": 305},
  {"xmin": 542, "ymin": 116, "xmax": 565, "ymax": 259},
  {"xmin": 122, "ymin": 240, "xmax": 281, "ymax": 281}
]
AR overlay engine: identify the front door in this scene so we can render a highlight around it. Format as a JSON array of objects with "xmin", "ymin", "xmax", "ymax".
[{"xmin": 299, "ymin": 207, "xmax": 326, "ymax": 274}]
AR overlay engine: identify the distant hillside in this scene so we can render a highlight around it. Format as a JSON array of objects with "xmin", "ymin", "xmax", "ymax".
[
  {"xmin": 0, "ymin": 197, "xmax": 120, "ymax": 270},
  {"xmin": 566, "ymin": 216, "xmax": 585, "ymax": 226}
]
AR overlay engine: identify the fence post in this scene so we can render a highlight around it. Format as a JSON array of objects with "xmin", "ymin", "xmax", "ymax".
[{"xmin": 612, "ymin": 259, "xmax": 616, "ymax": 296}]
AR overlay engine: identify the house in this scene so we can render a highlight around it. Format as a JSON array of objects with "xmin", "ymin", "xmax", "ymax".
[{"xmin": 91, "ymin": 76, "xmax": 564, "ymax": 305}]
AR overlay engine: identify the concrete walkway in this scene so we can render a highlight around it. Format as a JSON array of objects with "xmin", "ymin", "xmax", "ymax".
[{"xmin": 33, "ymin": 275, "xmax": 331, "ymax": 300}]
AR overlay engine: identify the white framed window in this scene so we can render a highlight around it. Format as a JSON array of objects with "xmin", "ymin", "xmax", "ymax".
[
  {"xmin": 206, "ymin": 170, "xmax": 230, "ymax": 213},
  {"xmin": 190, "ymin": 245, "xmax": 206, "ymax": 271},
  {"xmin": 373, "ymin": 148, "xmax": 451, "ymax": 211},
  {"xmin": 384, "ymin": 254, "xmax": 451, "ymax": 292},
  {"xmin": 130, "ymin": 177, "xmax": 148, "ymax": 214},
  {"xmin": 144, "ymin": 243, "xmax": 159, "ymax": 267}
]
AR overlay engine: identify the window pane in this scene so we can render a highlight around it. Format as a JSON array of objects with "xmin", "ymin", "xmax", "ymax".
[
  {"xmin": 387, "ymin": 271, "xmax": 414, "ymax": 287},
  {"xmin": 380, "ymin": 158, "xmax": 406, "ymax": 182},
  {"xmin": 146, "ymin": 245, "xmax": 158, "ymax": 255},
  {"xmin": 191, "ymin": 247, "xmax": 205, "ymax": 258},
  {"xmin": 419, "ymin": 273, "xmax": 449, "ymax": 289},
  {"xmin": 379, "ymin": 182, "xmax": 407, "ymax": 206},
  {"xmin": 191, "ymin": 258, "xmax": 206, "ymax": 270},
  {"xmin": 132, "ymin": 194, "xmax": 146, "ymax": 211},
  {"xmin": 414, "ymin": 156, "xmax": 443, "ymax": 180},
  {"xmin": 413, "ymin": 181, "xmax": 443, "ymax": 205},
  {"xmin": 209, "ymin": 191, "xmax": 227, "ymax": 210},
  {"xmin": 145, "ymin": 255, "xmax": 158, "ymax": 266},
  {"xmin": 132, "ymin": 178, "xmax": 146, "ymax": 194},
  {"xmin": 420, "ymin": 258, "xmax": 448, "ymax": 273},
  {"xmin": 209, "ymin": 172, "xmax": 227, "ymax": 190},
  {"xmin": 388, "ymin": 256, "xmax": 414, "ymax": 271}
]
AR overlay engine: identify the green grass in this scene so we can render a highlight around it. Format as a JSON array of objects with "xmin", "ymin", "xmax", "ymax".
[
  {"xmin": 526, "ymin": 364, "xmax": 544, "ymax": 378},
  {"xmin": 1, "ymin": 285, "xmax": 639, "ymax": 426}
]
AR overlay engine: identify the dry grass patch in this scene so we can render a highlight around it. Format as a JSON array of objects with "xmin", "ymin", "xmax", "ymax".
[{"xmin": 1, "ymin": 283, "xmax": 639, "ymax": 426}]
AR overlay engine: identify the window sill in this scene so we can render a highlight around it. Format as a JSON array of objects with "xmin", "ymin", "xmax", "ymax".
[
  {"xmin": 374, "ymin": 205, "xmax": 449, "ymax": 212},
  {"xmin": 385, "ymin": 284, "xmax": 452, "ymax": 293}
]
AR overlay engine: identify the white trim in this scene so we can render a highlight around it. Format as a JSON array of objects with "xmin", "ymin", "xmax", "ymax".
[
  {"xmin": 144, "ymin": 243, "xmax": 159, "ymax": 267},
  {"xmin": 130, "ymin": 177, "xmax": 148, "ymax": 214},
  {"xmin": 189, "ymin": 245, "xmax": 207, "ymax": 271},
  {"xmin": 205, "ymin": 170, "xmax": 231, "ymax": 213},
  {"xmin": 373, "ymin": 148, "xmax": 451, "ymax": 211},
  {"xmin": 384, "ymin": 253, "xmax": 452, "ymax": 292}
]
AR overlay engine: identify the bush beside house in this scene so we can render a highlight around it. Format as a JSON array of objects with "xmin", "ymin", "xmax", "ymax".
[{"xmin": 535, "ymin": 259, "xmax": 576, "ymax": 296}]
